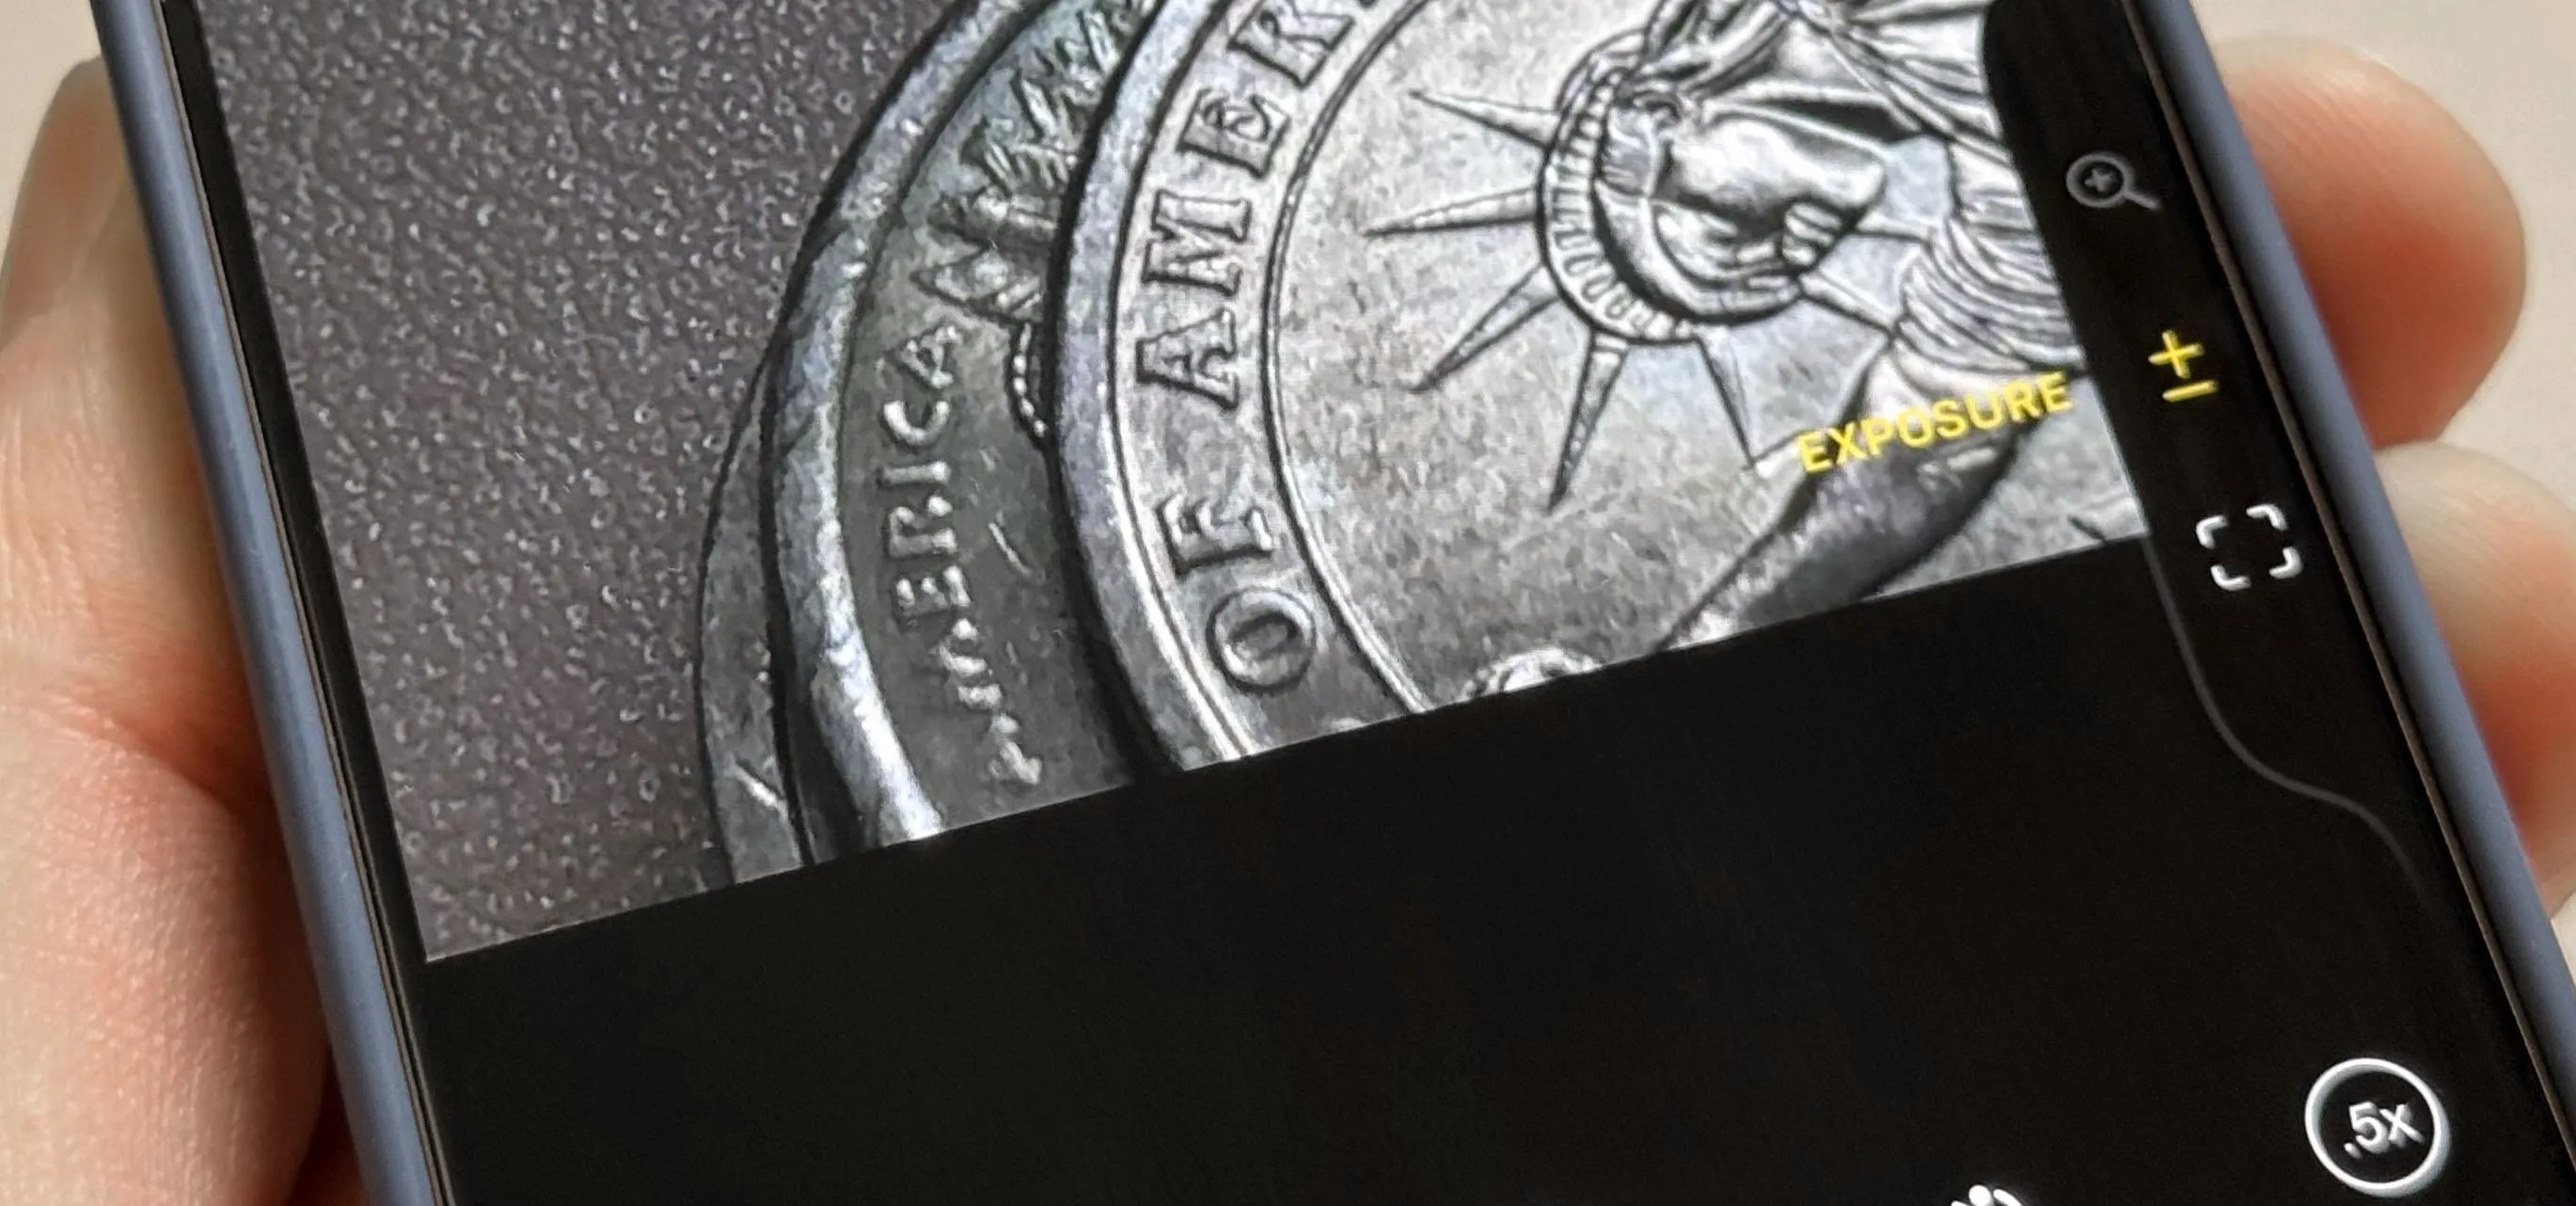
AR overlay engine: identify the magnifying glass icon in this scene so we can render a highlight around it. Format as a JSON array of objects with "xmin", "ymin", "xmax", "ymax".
[{"xmin": 2066, "ymin": 151, "xmax": 2162, "ymax": 213}]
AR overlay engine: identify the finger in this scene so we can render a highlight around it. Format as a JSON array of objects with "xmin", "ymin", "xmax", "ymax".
[
  {"xmin": 0, "ymin": 101, "xmax": 324, "ymax": 1206},
  {"xmin": 2380, "ymin": 443, "xmax": 2576, "ymax": 906},
  {"xmin": 2223, "ymin": 40, "xmax": 2526, "ymax": 447},
  {"xmin": 1, "ymin": 181, "xmax": 262, "ymax": 805},
  {"xmin": 0, "ymin": 62, "xmax": 123, "ymax": 347},
  {"xmin": 0, "ymin": 702, "xmax": 322, "ymax": 1206}
]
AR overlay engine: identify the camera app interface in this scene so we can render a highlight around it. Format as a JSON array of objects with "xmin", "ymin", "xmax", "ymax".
[
  {"xmin": 719, "ymin": 0, "xmax": 2137, "ymax": 870},
  {"xmin": 182, "ymin": 0, "xmax": 2574, "ymax": 1198}
]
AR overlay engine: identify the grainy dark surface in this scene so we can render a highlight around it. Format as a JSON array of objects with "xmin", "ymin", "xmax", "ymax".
[{"xmin": 198, "ymin": 0, "xmax": 947, "ymax": 956}]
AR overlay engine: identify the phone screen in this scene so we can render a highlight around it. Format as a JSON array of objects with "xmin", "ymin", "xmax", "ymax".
[{"xmin": 173, "ymin": 0, "xmax": 2575, "ymax": 1198}]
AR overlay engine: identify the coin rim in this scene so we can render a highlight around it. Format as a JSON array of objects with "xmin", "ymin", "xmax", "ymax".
[
  {"xmin": 1056, "ymin": 0, "xmax": 1241, "ymax": 769},
  {"xmin": 766, "ymin": 0, "xmax": 1070, "ymax": 845},
  {"xmin": 696, "ymin": 374, "xmax": 808, "ymax": 878}
]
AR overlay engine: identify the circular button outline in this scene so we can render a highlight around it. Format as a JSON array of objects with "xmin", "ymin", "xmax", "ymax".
[{"xmin": 2304, "ymin": 1057, "xmax": 2451, "ymax": 1198}]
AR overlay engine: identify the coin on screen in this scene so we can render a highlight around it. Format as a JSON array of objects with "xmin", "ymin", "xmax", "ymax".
[
  {"xmin": 1056, "ymin": 0, "xmax": 2141, "ymax": 763},
  {"xmin": 757, "ymin": 0, "xmax": 1162, "ymax": 851},
  {"xmin": 697, "ymin": 388, "xmax": 809, "ymax": 880}
]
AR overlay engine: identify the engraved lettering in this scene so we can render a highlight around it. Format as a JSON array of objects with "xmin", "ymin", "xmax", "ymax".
[
  {"xmin": 930, "ymin": 620, "xmax": 1044, "ymax": 790},
  {"xmin": 986, "ymin": 715, "xmax": 1044, "ymax": 789},
  {"xmin": 1144, "ymin": 191, "xmax": 1255, "ymax": 295},
  {"xmin": 1137, "ymin": 311, "xmax": 1242, "ymax": 408},
  {"xmin": 893, "ymin": 323, "xmax": 961, "ymax": 391},
  {"xmin": 880, "ymin": 461, "xmax": 955, "ymax": 489},
  {"xmin": 886, "ymin": 496, "xmax": 958, "ymax": 561},
  {"xmin": 880, "ymin": 398, "xmax": 954, "ymax": 451},
  {"xmin": 933, "ymin": 625, "xmax": 1002, "ymax": 709},
  {"xmin": 1180, "ymin": 88, "xmax": 1289, "ymax": 177},
  {"xmin": 893, "ymin": 566, "xmax": 972, "ymax": 624},
  {"xmin": 1230, "ymin": 0, "xmax": 1353, "ymax": 86},
  {"xmin": 1209, "ymin": 587, "xmax": 1316, "ymax": 691},
  {"xmin": 1160, "ymin": 492, "xmax": 1276, "ymax": 573}
]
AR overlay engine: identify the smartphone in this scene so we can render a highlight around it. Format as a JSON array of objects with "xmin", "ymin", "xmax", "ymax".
[{"xmin": 93, "ymin": 0, "xmax": 2576, "ymax": 1198}]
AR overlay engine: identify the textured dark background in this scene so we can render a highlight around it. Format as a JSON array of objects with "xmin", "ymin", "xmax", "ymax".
[{"xmin": 199, "ymin": 0, "xmax": 948, "ymax": 956}]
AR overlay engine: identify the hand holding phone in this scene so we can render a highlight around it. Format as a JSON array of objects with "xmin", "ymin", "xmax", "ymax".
[{"xmin": 14, "ymin": 3, "xmax": 2575, "ymax": 1201}]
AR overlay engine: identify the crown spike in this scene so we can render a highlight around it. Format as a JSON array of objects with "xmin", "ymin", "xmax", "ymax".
[
  {"xmin": 1695, "ymin": 326, "xmax": 1757, "ymax": 463},
  {"xmin": 1368, "ymin": 188, "xmax": 1542, "ymax": 237},
  {"xmin": 1413, "ymin": 264, "xmax": 1561, "ymax": 392},
  {"xmin": 1413, "ymin": 90, "xmax": 1559, "ymax": 148},
  {"xmin": 1550, "ymin": 334, "xmax": 1633, "ymax": 510}
]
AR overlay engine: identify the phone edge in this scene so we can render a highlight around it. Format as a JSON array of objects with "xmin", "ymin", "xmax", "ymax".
[
  {"xmin": 88, "ymin": 0, "xmax": 445, "ymax": 1200},
  {"xmin": 78, "ymin": 0, "xmax": 2576, "ymax": 1195},
  {"xmin": 2133, "ymin": 0, "xmax": 2576, "ymax": 1131}
]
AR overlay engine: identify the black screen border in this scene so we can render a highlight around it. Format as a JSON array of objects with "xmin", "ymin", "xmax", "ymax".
[
  {"xmin": 87, "ymin": 0, "xmax": 2576, "ymax": 1198},
  {"xmin": 2116, "ymin": 0, "xmax": 2576, "ymax": 1146}
]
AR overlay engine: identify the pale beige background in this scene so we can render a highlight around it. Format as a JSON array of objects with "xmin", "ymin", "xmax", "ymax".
[{"xmin": 4, "ymin": 3, "xmax": 2574, "ymax": 933}]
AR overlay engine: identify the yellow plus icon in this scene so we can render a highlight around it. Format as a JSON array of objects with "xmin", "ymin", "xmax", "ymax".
[
  {"xmin": 2151, "ymin": 330, "xmax": 2205, "ymax": 377},
  {"xmin": 2151, "ymin": 330, "xmax": 2219, "ymax": 402}
]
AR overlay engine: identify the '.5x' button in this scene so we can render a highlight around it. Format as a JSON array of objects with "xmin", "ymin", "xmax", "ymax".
[{"xmin": 2305, "ymin": 1056, "xmax": 2451, "ymax": 1197}]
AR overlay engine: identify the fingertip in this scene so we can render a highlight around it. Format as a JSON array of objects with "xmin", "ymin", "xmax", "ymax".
[
  {"xmin": 1, "ymin": 60, "xmax": 123, "ymax": 348},
  {"xmin": 2382, "ymin": 443, "xmax": 2576, "ymax": 643},
  {"xmin": 2221, "ymin": 40, "xmax": 2525, "ymax": 447},
  {"xmin": 2380, "ymin": 443, "xmax": 2576, "ymax": 904}
]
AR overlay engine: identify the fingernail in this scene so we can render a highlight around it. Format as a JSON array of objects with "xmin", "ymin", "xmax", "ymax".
[{"xmin": 1, "ymin": 61, "xmax": 122, "ymax": 348}]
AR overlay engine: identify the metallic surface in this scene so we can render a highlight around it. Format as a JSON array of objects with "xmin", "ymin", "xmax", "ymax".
[
  {"xmin": 113, "ymin": 0, "xmax": 2576, "ymax": 1194},
  {"xmin": 1059, "ymin": 0, "xmax": 2143, "ymax": 763},
  {"xmin": 760, "ymin": 0, "xmax": 1154, "ymax": 854},
  {"xmin": 697, "ymin": 389, "xmax": 804, "ymax": 880}
]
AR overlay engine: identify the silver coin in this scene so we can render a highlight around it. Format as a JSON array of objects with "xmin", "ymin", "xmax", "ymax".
[
  {"xmin": 697, "ymin": 382, "xmax": 809, "ymax": 880},
  {"xmin": 1059, "ymin": 0, "xmax": 2143, "ymax": 762},
  {"xmin": 767, "ymin": 0, "xmax": 1158, "ymax": 849}
]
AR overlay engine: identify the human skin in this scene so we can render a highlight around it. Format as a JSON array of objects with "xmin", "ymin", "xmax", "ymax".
[{"xmin": 2, "ymin": 40, "xmax": 2571, "ymax": 1205}]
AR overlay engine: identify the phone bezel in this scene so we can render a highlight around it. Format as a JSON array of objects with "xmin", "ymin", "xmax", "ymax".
[
  {"xmin": 86, "ymin": 0, "xmax": 2576, "ymax": 1198},
  {"xmin": 90, "ymin": 0, "xmax": 446, "ymax": 1200},
  {"xmin": 2117, "ymin": 0, "xmax": 2576, "ymax": 1140}
]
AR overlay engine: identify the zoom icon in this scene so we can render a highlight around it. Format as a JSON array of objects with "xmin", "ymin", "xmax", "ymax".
[{"xmin": 2305, "ymin": 1057, "xmax": 2451, "ymax": 1197}]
